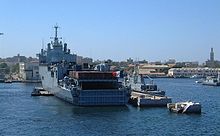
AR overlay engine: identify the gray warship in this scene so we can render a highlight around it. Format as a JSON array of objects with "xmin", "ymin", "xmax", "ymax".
[
  {"xmin": 38, "ymin": 26, "xmax": 129, "ymax": 106},
  {"xmin": 125, "ymin": 65, "xmax": 165, "ymax": 96},
  {"xmin": 126, "ymin": 65, "xmax": 171, "ymax": 107},
  {"xmin": 202, "ymin": 74, "xmax": 220, "ymax": 86}
]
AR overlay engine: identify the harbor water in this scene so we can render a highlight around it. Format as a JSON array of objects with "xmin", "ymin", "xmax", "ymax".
[{"xmin": 0, "ymin": 78, "xmax": 220, "ymax": 136}]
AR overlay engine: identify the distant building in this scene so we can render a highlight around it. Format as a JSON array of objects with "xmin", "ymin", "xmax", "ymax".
[
  {"xmin": 206, "ymin": 47, "xmax": 220, "ymax": 68},
  {"xmin": 174, "ymin": 61, "xmax": 199, "ymax": 68},
  {"xmin": 138, "ymin": 64, "xmax": 169, "ymax": 77},
  {"xmin": 5, "ymin": 54, "xmax": 26, "ymax": 63},
  {"xmin": 185, "ymin": 62, "xmax": 199, "ymax": 68},
  {"xmin": 168, "ymin": 68, "xmax": 220, "ymax": 78},
  {"xmin": 0, "ymin": 54, "xmax": 39, "ymax": 64},
  {"xmin": 138, "ymin": 60, "xmax": 148, "ymax": 64},
  {"xmin": 210, "ymin": 47, "xmax": 214, "ymax": 62},
  {"xmin": 149, "ymin": 61, "xmax": 162, "ymax": 65},
  {"xmin": 127, "ymin": 58, "xmax": 134, "ymax": 64},
  {"xmin": 206, "ymin": 48, "xmax": 215, "ymax": 67},
  {"xmin": 166, "ymin": 59, "xmax": 176, "ymax": 64},
  {"xmin": 76, "ymin": 56, "xmax": 93, "ymax": 70},
  {"xmin": 19, "ymin": 62, "xmax": 40, "ymax": 81}
]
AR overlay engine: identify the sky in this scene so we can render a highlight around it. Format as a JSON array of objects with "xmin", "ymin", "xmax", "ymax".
[{"xmin": 0, "ymin": 0, "xmax": 220, "ymax": 63}]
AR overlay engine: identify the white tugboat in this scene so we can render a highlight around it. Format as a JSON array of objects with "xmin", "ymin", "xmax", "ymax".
[{"xmin": 167, "ymin": 101, "xmax": 201, "ymax": 114}]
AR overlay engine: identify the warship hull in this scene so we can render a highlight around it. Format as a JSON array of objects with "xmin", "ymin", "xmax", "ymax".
[{"xmin": 39, "ymin": 65, "xmax": 129, "ymax": 106}]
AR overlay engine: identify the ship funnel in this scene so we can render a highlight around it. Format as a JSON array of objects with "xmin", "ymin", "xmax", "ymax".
[
  {"xmin": 41, "ymin": 49, "xmax": 43, "ymax": 54},
  {"xmin": 47, "ymin": 43, "xmax": 51, "ymax": 51},
  {"xmin": 64, "ymin": 43, "xmax": 67, "ymax": 53}
]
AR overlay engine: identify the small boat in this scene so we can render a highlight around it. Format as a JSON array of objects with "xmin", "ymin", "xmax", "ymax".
[
  {"xmin": 31, "ymin": 87, "xmax": 54, "ymax": 96},
  {"xmin": 190, "ymin": 75, "xmax": 199, "ymax": 79},
  {"xmin": 195, "ymin": 78, "xmax": 204, "ymax": 84},
  {"xmin": 167, "ymin": 101, "xmax": 201, "ymax": 114},
  {"xmin": 4, "ymin": 80, "xmax": 12, "ymax": 83}
]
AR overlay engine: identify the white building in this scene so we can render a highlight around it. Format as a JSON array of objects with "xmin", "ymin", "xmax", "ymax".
[
  {"xmin": 168, "ymin": 68, "xmax": 220, "ymax": 78},
  {"xmin": 19, "ymin": 61, "xmax": 40, "ymax": 81}
]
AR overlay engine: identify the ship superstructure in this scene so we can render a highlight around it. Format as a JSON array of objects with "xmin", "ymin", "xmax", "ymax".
[
  {"xmin": 38, "ymin": 26, "xmax": 129, "ymax": 106},
  {"xmin": 38, "ymin": 26, "xmax": 76, "ymax": 65},
  {"xmin": 38, "ymin": 25, "xmax": 77, "ymax": 91}
]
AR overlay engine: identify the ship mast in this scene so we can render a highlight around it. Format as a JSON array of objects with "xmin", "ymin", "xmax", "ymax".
[
  {"xmin": 51, "ymin": 25, "xmax": 62, "ymax": 48},
  {"xmin": 54, "ymin": 25, "xmax": 58, "ymax": 40}
]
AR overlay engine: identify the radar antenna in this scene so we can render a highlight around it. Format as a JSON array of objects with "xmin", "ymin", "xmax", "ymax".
[{"xmin": 50, "ymin": 25, "xmax": 62, "ymax": 40}]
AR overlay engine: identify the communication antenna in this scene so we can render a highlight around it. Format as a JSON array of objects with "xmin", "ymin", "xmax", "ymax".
[{"xmin": 42, "ymin": 38, "xmax": 45, "ymax": 49}]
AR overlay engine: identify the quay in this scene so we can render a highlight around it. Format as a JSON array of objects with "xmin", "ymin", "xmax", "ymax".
[
  {"xmin": 0, "ymin": 80, "xmax": 41, "ymax": 83},
  {"xmin": 129, "ymin": 91, "xmax": 172, "ymax": 107}
]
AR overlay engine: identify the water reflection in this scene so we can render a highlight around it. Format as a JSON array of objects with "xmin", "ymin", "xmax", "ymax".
[{"xmin": 71, "ymin": 105, "xmax": 130, "ymax": 115}]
